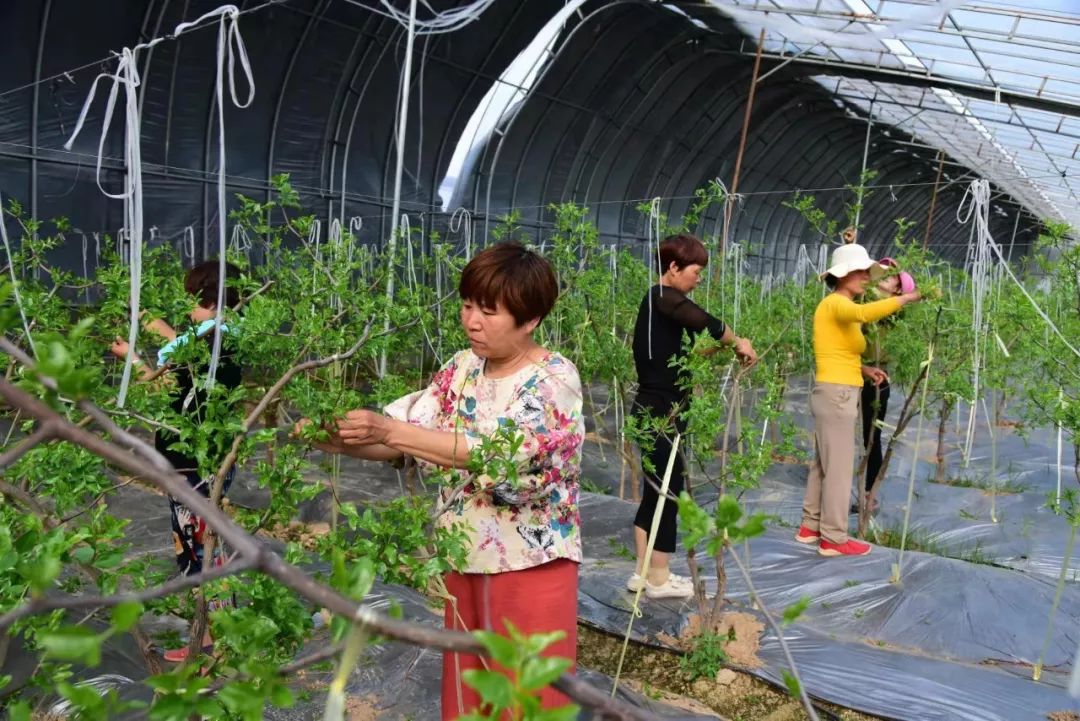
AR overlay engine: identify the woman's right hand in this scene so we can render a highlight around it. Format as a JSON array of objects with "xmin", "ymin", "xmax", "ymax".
[
  {"xmin": 898, "ymin": 291, "xmax": 921, "ymax": 305},
  {"xmin": 292, "ymin": 418, "xmax": 345, "ymax": 455},
  {"xmin": 734, "ymin": 337, "xmax": 758, "ymax": 367},
  {"xmin": 110, "ymin": 337, "xmax": 130, "ymax": 359}
]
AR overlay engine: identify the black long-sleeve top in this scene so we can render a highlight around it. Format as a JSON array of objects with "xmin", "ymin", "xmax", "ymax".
[{"xmin": 632, "ymin": 284, "xmax": 727, "ymax": 413}]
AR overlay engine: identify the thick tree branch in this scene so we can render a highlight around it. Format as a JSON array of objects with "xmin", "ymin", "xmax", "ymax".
[
  {"xmin": 0, "ymin": 422, "xmax": 55, "ymax": 470},
  {"xmin": 0, "ymin": 376, "xmax": 659, "ymax": 721},
  {"xmin": 0, "ymin": 556, "xmax": 256, "ymax": 633}
]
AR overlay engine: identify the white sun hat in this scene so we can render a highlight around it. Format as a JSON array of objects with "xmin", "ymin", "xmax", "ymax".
[{"xmin": 821, "ymin": 242, "xmax": 885, "ymax": 280}]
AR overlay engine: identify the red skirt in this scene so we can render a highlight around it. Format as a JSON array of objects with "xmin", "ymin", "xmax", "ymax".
[{"xmin": 442, "ymin": 558, "xmax": 579, "ymax": 720}]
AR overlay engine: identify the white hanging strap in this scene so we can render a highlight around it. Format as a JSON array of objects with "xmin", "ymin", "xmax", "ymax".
[
  {"xmin": 347, "ymin": 215, "xmax": 363, "ymax": 266},
  {"xmin": 449, "ymin": 207, "xmax": 472, "ymax": 260},
  {"xmin": 0, "ymin": 205, "xmax": 35, "ymax": 354},
  {"xmin": 229, "ymin": 224, "xmax": 251, "ymax": 254},
  {"xmin": 646, "ymin": 196, "xmax": 662, "ymax": 361},
  {"xmin": 959, "ymin": 180, "xmax": 1080, "ymax": 361},
  {"xmin": 182, "ymin": 226, "xmax": 196, "ymax": 262},
  {"xmin": 203, "ymin": 5, "xmax": 255, "ymax": 391},
  {"xmin": 81, "ymin": 231, "xmax": 91, "ymax": 303}
]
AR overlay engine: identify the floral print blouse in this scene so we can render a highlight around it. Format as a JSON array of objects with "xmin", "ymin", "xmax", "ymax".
[{"xmin": 384, "ymin": 349, "xmax": 584, "ymax": 574}]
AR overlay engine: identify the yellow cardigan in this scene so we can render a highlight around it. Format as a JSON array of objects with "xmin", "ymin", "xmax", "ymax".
[{"xmin": 813, "ymin": 293, "xmax": 902, "ymax": 386}]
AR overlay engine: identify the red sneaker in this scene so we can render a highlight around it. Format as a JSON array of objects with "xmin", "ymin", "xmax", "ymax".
[
  {"xmin": 794, "ymin": 526, "xmax": 821, "ymax": 544},
  {"xmin": 818, "ymin": 539, "xmax": 871, "ymax": 557},
  {"xmin": 162, "ymin": 644, "xmax": 213, "ymax": 663}
]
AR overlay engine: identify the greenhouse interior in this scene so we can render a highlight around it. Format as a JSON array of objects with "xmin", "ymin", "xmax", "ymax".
[{"xmin": 1, "ymin": 0, "xmax": 1079, "ymax": 719}]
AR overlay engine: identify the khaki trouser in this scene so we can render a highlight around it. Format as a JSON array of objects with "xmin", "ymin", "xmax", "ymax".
[{"xmin": 802, "ymin": 382, "xmax": 860, "ymax": 544}]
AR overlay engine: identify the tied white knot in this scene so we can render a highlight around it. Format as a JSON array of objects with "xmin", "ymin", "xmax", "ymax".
[
  {"xmin": 449, "ymin": 207, "xmax": 473, "ymax": 260},
  {"xmin": 61, "ymin": 4, "xmax": 254, "ymax": 399},
  {"xmin": 64, "ymin": 45, "xmax": 147, "ymax": 407},
  {"xmin": 199, "ymin": 4, "xmax": 254, "ymax": 390}
]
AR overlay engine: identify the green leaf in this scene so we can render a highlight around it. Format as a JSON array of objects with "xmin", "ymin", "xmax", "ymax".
[
  {"xmin": 782, "ymin": 669, "xmax": 801, "ymax": 699},
  {"xmin": 6, "ymin": 700, "xmax": 31, "ymax": 721},
  {"xmin": 732, "ymin": 512, "xmax": 769, "ymax": 542},
  {"xmin": 26, "ymin": 554, "xmax": 62, "ymax": 592},
  {"xmin": 473, "ymin": 630, "xmax": 519, "ymax": 669},
  {"xmin": 111, "ymin": 601, "xmax": 144, "ymax": 632},
  {"xmin": 71, "ymin": 545, "xmax": 95, "ymax": 564},
  {"xmin": 269, "ymin": 683, "xmax": 295, "ymax": 708},
  {"xmin": 714, "ymin": 495, "xmax": 743, "ymax": 530},
  {"xmin": 781, "ymin": 596, "xmax": 811, "ymax": 626},
  {"xmin": 40, "ymin": 626, "xmax": 104, "ymax": 666},
  {"xmin": 462, "ymin": 669, "xmax": 514, "ymax": 709},
  {"xmin": 520, "ymin": 656, "xmax": 571, "ymax": 692},
  {"xmin": 534, "ymin": 704, "xmax": 582, "ymax": 721}
]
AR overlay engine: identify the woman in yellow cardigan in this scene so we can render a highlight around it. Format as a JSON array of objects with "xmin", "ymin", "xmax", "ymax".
[{"xmin": 796, "ymin": 240, "xmax": 920, "ymax": 556}]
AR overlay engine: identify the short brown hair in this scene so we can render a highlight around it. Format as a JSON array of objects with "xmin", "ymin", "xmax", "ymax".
[
  {"xmin": 185, "ymin": 260, "xmax": 241, "ymax": 309},
  {"xmin": 658, "ymin": 233, "xmax": 708, "ymax": 271},
  {"xmin": 458, "ymin": 242, "xmax": 558, "ymax": 327}
]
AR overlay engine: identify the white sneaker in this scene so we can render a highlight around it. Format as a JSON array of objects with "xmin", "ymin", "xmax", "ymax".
[
  {"xmin": 626, "ymin": 573, "xmax": 646, "ymax": 592},
  {"xmin": 645, "ymin": 572, "xmax": 694, "ymax": 600}
]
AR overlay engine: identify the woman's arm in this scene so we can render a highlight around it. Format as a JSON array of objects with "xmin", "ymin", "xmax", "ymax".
[
  {"xmin": 335, "ymin": 410, "xmax": 469, "ymax": 469},
  {"xmin": 833, "ymin": 292, "xmax": 919, "ymax": 323},
  {"xmin": 657, "ymin": 290, "xmax": 757, "ymax": 364},
  {"xmin": 109, "ymin": 339, "xmax": 157, "ymax": 381}
]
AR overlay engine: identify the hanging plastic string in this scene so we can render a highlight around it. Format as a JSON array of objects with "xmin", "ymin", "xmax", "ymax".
[
  {"xmin": 0, "ymin": 204, "xmax": 35, "ymax": 354},
  {"xmin": 182, "ymin": 226, "xmax": 196, "ymax": 265},
  {"xmin": 62, "ymin": 40, "xmax": 152, "ymax": 407},
  {"xmin": 347, "ymin": 215, "xmax": 363, "ymax": 267},
  {"xmin": 960, "ymin": 179, "xmax": 1080, "ymax": 360},
  {"xmin": 327, "ymin": 217, "xmax": 344, "ymax": 312},
  {"xmin": 308, "ymin": 218, "xmax": 323, "ymax": 290},
  {"xmin": 351, "ymin": 0, "xmax": 496, "ymax": 34},
  {"xmin": 728, "ymin": 242, "xmax": 744, "ymax": 330},
  {"xmin": 189, "ymin": 5, "xmax": 254, "ymax": 391},
  {"xmin": 449, "ymin": 207, "xmax": 472, "ymax": 260},
  {"xmin": 646, "ymin": 197, "xmax": 662, "ymax": 360},
  {"xmin": 380, "ymin": 0, "xmax": 419, "ymax": 378},
  {"xmin": 229, "ymin": 224, "xmax": 251, "ymax": 259},
  {"xmin": 116, "ymin": 227, "xmax": 130, "ymax": 265},
  {"xmin": 80, "ymin": 231, "xmax": 92, "ymax": 304}
]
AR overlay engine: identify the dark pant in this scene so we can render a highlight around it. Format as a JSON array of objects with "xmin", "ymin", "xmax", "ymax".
[
  {"xmin": 632, "ymin": 404, "xmax": 686, "ymax": 554},
  {"xmin": 860, "ymin": 379, "xmax": 891, "ymax": 492}
]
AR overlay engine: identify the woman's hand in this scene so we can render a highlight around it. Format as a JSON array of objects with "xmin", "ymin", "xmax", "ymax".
[
  {"xmin": 733, "ymin": 337, "xmax": 758, "ymax": 367},
  {"xmin": 292, "ymin": 418, "xmax": 347, "ymax": 455},
  {"xmin": 897, "ymin": 291, "xmax": 921, "ymax": 306},
  {"xmin": 110, "ymin": 337, "xmax": 131, "ymax": 359},
  {"xmin": 336, "ymin": 410, "xmax": 392, "ymax": 446},
  {"xmin": 862, "ymin": 365, "xmax": 889, "ymax": 386}
]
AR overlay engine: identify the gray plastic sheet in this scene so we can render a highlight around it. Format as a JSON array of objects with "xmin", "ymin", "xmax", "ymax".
[
  {"xmin": 579, "ymin": 378, "xmax": 1080, "ymax": 583},
  {"xmin": 578, "ymin": 493, "xmax": 1080, "ymax": 721}
]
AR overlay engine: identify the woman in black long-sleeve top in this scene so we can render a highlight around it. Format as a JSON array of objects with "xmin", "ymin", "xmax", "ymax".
[{"xmin": 628, "ymin": 234, "xmax": 757, "ymax": 599}]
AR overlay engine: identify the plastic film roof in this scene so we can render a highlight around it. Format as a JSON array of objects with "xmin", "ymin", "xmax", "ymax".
[
  {"xmin": 707, "ymin": 0, "xmax": 1080, "ymax": 229},
  {"xmin": 0, "ymin": 0, "xmax": 1059, "ymax": 275}
]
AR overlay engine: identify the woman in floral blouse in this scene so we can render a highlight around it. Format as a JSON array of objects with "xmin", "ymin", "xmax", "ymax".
[{"xmin": 312, "ymin": 242, "xmax": 583, "ymax": 719}]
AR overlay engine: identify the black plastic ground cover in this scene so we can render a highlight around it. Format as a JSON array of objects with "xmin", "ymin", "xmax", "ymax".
[
  {"xmin": 3, "ymin": 481, "xmax": 716, "ymax": 720},
  {"xmin": 578, "ymin": 493, "xmax": 1080, "ymax": 721}
]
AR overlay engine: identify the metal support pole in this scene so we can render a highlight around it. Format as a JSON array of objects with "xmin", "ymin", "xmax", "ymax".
[{"xmin": 722, "ymin": 28, "xmax": 766, "ymax": 255}]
